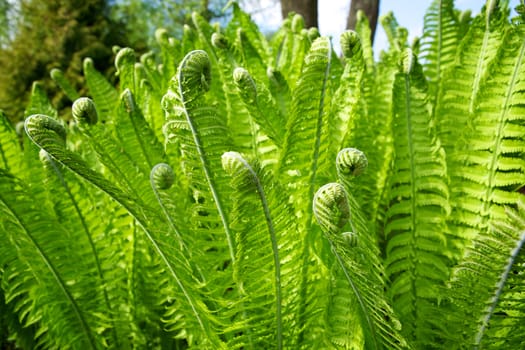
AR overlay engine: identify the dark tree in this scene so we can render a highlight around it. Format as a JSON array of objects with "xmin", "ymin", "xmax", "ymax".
[
  {"xmin": 346, "ymin": 0, "xmax": 380, "ymax": 43},
  {"xmin": 0, "ymin": 0, "xmax": 128, "ymax": 122},
  {"xmin": 279, "ymin": 0, "xmax": 380, "ymax": 41},
  {"xmin": 280, "ymin": 0, "xmax": 318, "ymax": 28}
]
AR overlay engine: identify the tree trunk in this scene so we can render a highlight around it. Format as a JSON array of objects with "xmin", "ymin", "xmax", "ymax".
[
  {"xmin": 346, "ymin": 0, "xmax": 380, "ymax": 44},
  {"xmin": 280, "ymin": 0, "xmax": 318, "ymax": 28}
]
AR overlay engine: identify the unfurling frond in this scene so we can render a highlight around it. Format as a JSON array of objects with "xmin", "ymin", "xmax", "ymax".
[
  {"xmin": 72, "ymin": 97, "xmax": 98, "ymax": 125},
  {"xmin": 150, "ymin": 163, "xmax": 175, "ymax": 190},
  {"xmin": 313, "ymin": 182, "xmax": 350, "ymax": 235}
]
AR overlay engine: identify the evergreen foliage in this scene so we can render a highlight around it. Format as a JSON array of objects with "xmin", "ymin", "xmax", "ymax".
[
  {"xmin": 0, "ymin": 0, "xmax": 128, "ymax": 123},
  {"xmin": 1, "ymin": 1, "xmax": 525, "ymax": 349}
]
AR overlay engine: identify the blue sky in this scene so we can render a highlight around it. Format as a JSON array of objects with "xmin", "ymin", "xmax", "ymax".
[{"xmin": 247, "ymin": 0, "xmax": 520, "ymax": 55}]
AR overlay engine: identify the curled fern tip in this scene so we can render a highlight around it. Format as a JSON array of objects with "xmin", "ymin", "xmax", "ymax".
[
  {"xmin": 72, "ymin": 97, "xmax": 98, "ymax": 125},
  {"xmin": 336, "ymin": 148, "xmax": 368, "ymax": 178},
  {"xmin": 151, "ymin": 163, "xmax": 175, "ymax": 190}
]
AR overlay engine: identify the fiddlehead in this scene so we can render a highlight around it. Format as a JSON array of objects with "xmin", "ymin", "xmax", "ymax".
[
  {"xmin": 72, "ymin": 97, "xmax": 98, "ymax": 125},
  {"xmin": 336, "ymin": 147, "xmax": 368, "ymax": 178},
  {"xmin": 24, "ymin": 114, "xmax": 66, "ymax": 145},
  {"xmin": 178, "ymin": 50, "xmax": 211, "ymax": 97},
  {"xmin": 233, "ymin": 67, "xmax": 257, "ymax": 104},
  {"xmin": 150, "ymin": 163, "xmax": 175, "ymax": 190},
  {"xmin": 340, "ymin": 30, "xmax": 363, "ymax": 60},
  {"xmin": 313, "ymin": 182, "xmax": 350, "ymax": 235}
]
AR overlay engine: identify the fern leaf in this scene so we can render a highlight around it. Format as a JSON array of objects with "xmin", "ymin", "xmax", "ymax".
[
  {"xmin": 50, "ymin": 68, "xmax": 80, "ymax": 102},
  {"xmin": 278, "ymin": 36, "xmax": 332, "ymax": 203},
  {"xmin": 83, "ymin": 58, "xmax": 119, "ymax": 122},
  {"xmin": 445, "ymin": 16, "xmax": 525, "ymax": 253},
  {"xmin": 0, "ymin": 170, "xmax": 101, "ymax": 349},
  {"xmin": 385, "ymin": 49, "xmax": 451, "ymax": 346},
  {"xmin": 221, "ymin": 151, "xmax": 284, "ymax": 349},
  {"xmin": 0, "ymin": 111, "xmax": 22, "ymax": 176},
  {"xmin": 115, "ymin": 48, "xmax": 137, "ymax": 94},
  {"xmin": 232, "ymin": 66, "xmax": 284, "ymax": 156},
  {"xmin": 313, "ymin": 180, "xmax": 408, "ymax": 349},
  {"xmin": 420, "ymin": 0, "xmax": 460, "ymax": 99},
  {"xmin": 25, "ymin": 82, "xmax": 57, "ymax": 119},
  {"xmin": 164, "ymin": 49, "xmax": 235, "ymax": 265},
  {"xmin": 437, "ymin": 3, "xmax": 509, "ymax": 153},
  {"xmin": 24, "ymin": 114, "xmax": 225, "ymax": 348},
  {"xmin": 445, "ymin": 199, "xmax": 525, "ymax": 349}
]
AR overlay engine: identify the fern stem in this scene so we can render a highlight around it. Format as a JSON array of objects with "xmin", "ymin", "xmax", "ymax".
[
  {"xmin": 474, "ymin": 230, "xmax": 525, "ymax": 348},
  {"xmin": 308, "ymin": 41, "xmax": 332, "ymax": 202},
  {"xmin": 0, "ymin": 192, "xmax": 97, "ymax": 349},
  {"xmin": 403, "ymin": 65, "xmax": 420, "ymax": 339}
]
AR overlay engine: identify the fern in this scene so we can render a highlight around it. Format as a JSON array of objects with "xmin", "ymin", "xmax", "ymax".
[
  {"xmin": 420, "ymin": 0, "xmax": 460, "ymax": 100},
  {"xmin": 24, "ymin": 114, "xmax": 224, "ymax": 348},
  {"xmin": 445, "ymin": 199, "xmax": 525, "ymax": 349},
  {"xmin": 384, "ymin": 49, "xmax": 451, "ymax": 346},
  {"xmin": 3, "ymin": 2, "xmax": 525, "ymax": 349}
]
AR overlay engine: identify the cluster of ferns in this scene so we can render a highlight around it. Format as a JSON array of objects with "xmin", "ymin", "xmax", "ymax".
[{"xmin": 1, "ymin": 0, "xmax": 524, "ymax": 349}]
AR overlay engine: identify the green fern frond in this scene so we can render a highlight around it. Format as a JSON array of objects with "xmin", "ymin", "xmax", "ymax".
[
  {"xmin": 115, "ymin": 89, "xmax": 166, "ymax": 174},
  {"xmin": 0, "ymin": 111, "xmax": 22, "ymax": 175},
  {"xmin": 83, "ymin": 58, "xmax": 119, "ymax": 122},
  {"xmin": 115, "ymin": 47, "xmax": 137, "ymax": 93},
  {"xmin": 163, "ymin": 49, "xmax": 235, "ymax": 266},
  {"xmin": 445, "ymin": 199, "xmax": 525, "ymax": 349},
  {"xmin": 385, "ymin": 49, "xmax": 451, "ymax": 346},
  {"xmin": 50, "ymin": 68, "xmax": 80, "ymax": 102},
  {"xmin": 278, "ymin": 36, "xmax": 332, "ymax": 202},
  {"xmin": 233, "ymin": 67, "xmax": 285, "ymax": 148},
  {"xmin": 221, "ymin": 151, "xmax": 284, "ymax": 349},
  {"xmin": 313, "ymin": 180, "xmax": 408, "ymax": 350},
  {"xmin": 226, "ymin": 2, "xmax": 272, "ymax": 80},
  {"xmin": 355, "ymin": 10, "xmax": 375, "ymax": 71},
  {"xmin": 0, "ymin": 170, "xmax": 102, "ymax": 349},
  {"xmin": 25, "ymin": 81, "xmax": 57, "ymax": 119},
  {"xmin": 420, "ymin": 0, "xmax": 460, "ymax": 99},
  {"xmin": 437, "ymin": 2, "xmax": 509, "ymax": 152},
  {"xmin": 24, "ymin": 114, "xmax": 225, "ymax": 348},
  {"xmin": 444, "ymin": 17, "xmax": 525, "ymax": 255}
]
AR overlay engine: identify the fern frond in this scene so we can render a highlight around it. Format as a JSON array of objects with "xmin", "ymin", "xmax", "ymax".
[
  {"xmin": 278, "ymin": 36, "xmax": 332, "ymax": 203},
  {"xmin": 50, "ymin": 68, "xmax": 80, "ymax": 102},
  {"xmin": 226, "ymin": 2, "xmax": 272, "ymax": 80},
  {"xmin": 385, "ymin": 49, "xmax": 451, "ymax": 346},
  {"xmin": 83, "ymin": 58, "xmax": 119, "ymax": 122},
  {"xmin": 115, "ymin": 47, "xmax": 137, "ymax": 93},
  {"xmin": 114, "ymin": 89, "xmax": 166, "ymax": 175},
  {"xmin": 445, "ymin": 199, "xmax": 525, "ymax": 349},
  {"xmin": 313, "ymin": 180, "xmax": 408, "ymax": 349},
  {"xmin": 25, "ymin": 81, "xmax": 57, "ymax": 119},
  {"xmin": 24, "ymin": 114, "xmax": 225, "ymax": 348},
  {"xmin": 445, "ymin": 17, "xmax": 525, "ymax": 253},
  {"xmin": 163, "ymin": 49, "xmax": 235, "ymax": 267},
  {"xmin": 420, "ymin": 0, "xmax": 460, "ymax": 99},
  {"xmin": 232, "ymin": 67, "xmax": 285, "ymax": 149},
  {"xmin": 221, "ymin": 151, "xmax": 284, "ymax": 349},
  {"xmin": 0, "ymin": 170, "xmax": 102, "ymax": 349},
  {"xmin": 0, "ymin": 111, "xmax": 22, "ymax": 175},
  {"xmin": 437, "ymin": 2, "xmax": 509, "ymax": 153}
]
